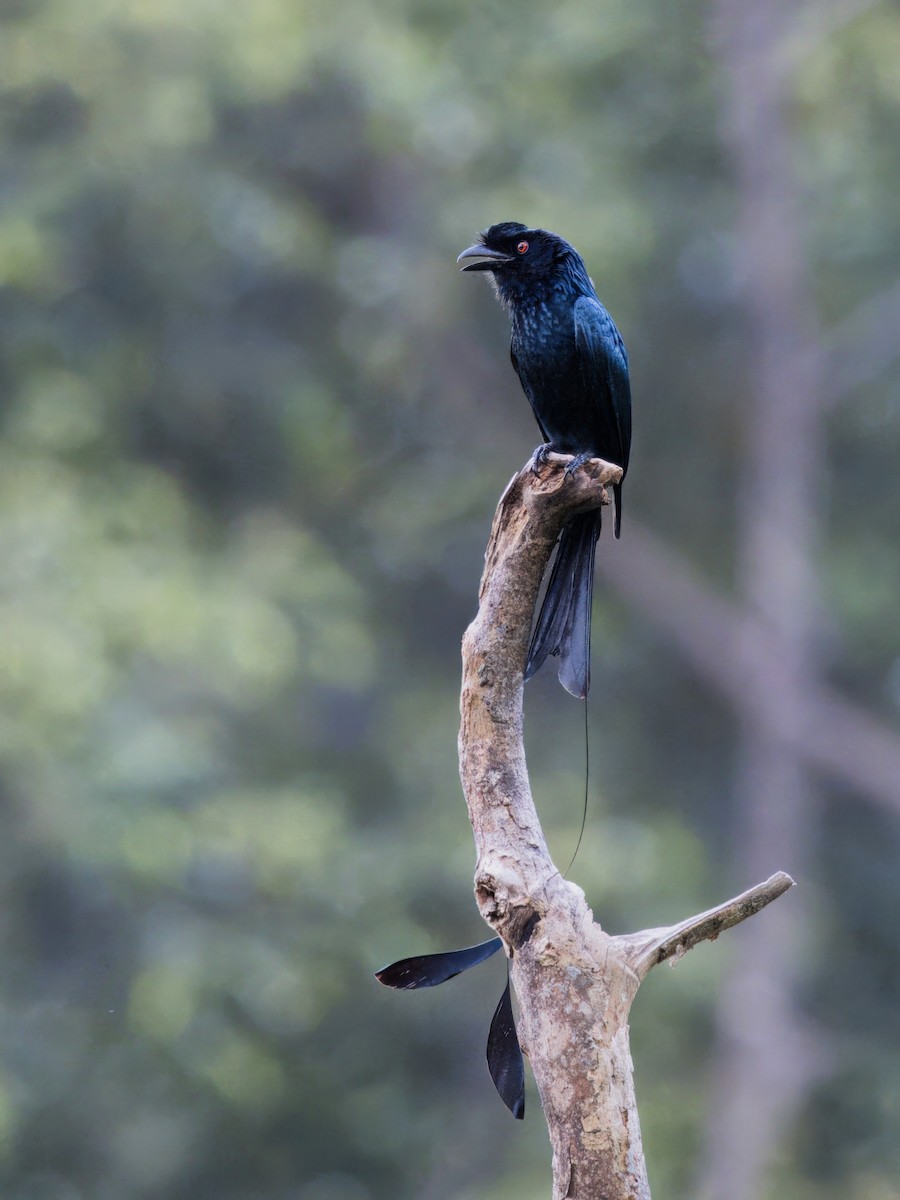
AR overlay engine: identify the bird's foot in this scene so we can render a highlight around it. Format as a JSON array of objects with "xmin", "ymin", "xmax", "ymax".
[
  {"xmin": 563, "ymin": 451, "xmax": 593, "ymax": 478},
  {"xmin": 529, "ymin": 443, "xmax": 554, "ymax": 475}
]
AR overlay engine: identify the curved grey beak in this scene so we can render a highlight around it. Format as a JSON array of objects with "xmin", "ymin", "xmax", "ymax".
[{"xmin": 457, "ymin": 243, "xmax": 513, "ymax": 272}]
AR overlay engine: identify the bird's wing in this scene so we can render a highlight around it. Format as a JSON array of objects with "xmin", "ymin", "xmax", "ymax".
[{"xmin": 573, "ymin": 294, "xmax": 632, "ymax": 476}]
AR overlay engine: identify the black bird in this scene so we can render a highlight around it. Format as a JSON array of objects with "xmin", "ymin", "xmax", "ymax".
[{"xmin": 458, "ymin": 223, "xmax": 631, "ymax": 698}]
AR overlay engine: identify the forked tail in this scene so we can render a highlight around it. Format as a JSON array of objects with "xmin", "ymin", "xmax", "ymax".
[{"xmin": 524, "ymin": 509, "xmax": 601, "ymax": 698}]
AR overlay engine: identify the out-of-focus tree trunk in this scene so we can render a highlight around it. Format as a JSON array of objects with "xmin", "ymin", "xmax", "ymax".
[{"xmin": 696, "ymin": 5, "xmax": 828, "ymax": 1198}]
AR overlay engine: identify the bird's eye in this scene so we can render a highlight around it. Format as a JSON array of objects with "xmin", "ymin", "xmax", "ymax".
[{"xmin": 517, "ymin": 241, "xmax": 529, "ymax": 254}]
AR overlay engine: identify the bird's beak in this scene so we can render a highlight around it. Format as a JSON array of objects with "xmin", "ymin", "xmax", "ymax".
[{"xmin": 457, "ymin": 243, "xmax": 513, "ymax": 272}]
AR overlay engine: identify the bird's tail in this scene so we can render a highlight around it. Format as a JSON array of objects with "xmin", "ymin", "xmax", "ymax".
[{"xmin": 524, "ymin": 509, "xmax": 601, "ymax": 698}]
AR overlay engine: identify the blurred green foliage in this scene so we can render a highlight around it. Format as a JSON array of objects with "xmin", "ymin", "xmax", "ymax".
[{"xmin": 0, "ymin": 0, "xmax": 898, "ymax": 1197}]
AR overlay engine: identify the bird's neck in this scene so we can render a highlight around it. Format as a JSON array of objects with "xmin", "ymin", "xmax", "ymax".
[{"xmin": 493, "ymin": 258, "xmax": 594, "ymax": 316}]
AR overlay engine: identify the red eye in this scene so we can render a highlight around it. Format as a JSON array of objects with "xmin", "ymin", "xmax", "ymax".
[{"xmin": 517, "ymin": 240, "xmax": 529, "ymax": 254}]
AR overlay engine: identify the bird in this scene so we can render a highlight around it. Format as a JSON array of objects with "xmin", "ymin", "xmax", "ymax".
[{"xmin": 458, "ymin": 222, "xmax": 631, "ymax": 698}]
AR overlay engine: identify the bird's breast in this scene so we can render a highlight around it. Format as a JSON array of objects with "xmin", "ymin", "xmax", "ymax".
[{"xmin": 511, "ymin": 298, "xmax": 605, "ymax": 457}]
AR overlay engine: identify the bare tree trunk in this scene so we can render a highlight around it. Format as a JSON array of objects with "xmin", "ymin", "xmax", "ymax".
[
  {"xmin": 458, "ymin": 452, "xmax": 794, "ymax": 1200},
  {"xmin": 696, "ymin": 6, "xmax": 829, "ymax": 1197}
]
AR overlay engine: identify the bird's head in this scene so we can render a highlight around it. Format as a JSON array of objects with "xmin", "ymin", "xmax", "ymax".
[{"xmin": 457, "ymin": 223, "xmax": 588, "ymax": 306}]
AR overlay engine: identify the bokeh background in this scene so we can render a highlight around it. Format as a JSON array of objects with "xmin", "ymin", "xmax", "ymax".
[{"xmin": 1, "ymin": 0, "xmax": 899, "ymax": 1197}]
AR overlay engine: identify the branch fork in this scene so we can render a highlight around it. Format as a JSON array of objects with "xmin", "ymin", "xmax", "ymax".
[{"xmin": 459, "ymin": 453, "xmax": 795, "ymax": 1200}]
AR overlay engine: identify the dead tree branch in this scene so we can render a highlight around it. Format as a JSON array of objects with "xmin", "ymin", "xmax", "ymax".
[
  {"xmin": 458, "ymin": 453, "xmax": 795, "ymax": 1200},
  {"xmin": 623, "ymin": 872, "xmax": 795, "ymax": 979}
]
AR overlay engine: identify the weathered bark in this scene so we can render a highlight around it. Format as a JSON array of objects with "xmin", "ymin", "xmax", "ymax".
[{"xmin": 459, "ymin": 452, "xmax": 794, "ymax": 1199}]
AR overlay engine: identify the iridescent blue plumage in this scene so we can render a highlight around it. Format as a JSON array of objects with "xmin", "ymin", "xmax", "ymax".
[{"xmin": 458, "ymin": 223, "xmax": 632, "ymax": 697}]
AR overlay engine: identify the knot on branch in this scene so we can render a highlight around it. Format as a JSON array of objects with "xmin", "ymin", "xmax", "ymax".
[{"xmin": 475, "ymin": 862, "xmax": 545, "ymax": 950}]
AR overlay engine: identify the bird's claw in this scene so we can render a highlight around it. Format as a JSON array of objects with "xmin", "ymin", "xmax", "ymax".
[
  {"xmin": 529, "ymin": 443, "xmax": 553, "ymax": 475},
  {"xmin": 563, "ymin": 451, "xmax": 593, "ymax": 478}
]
